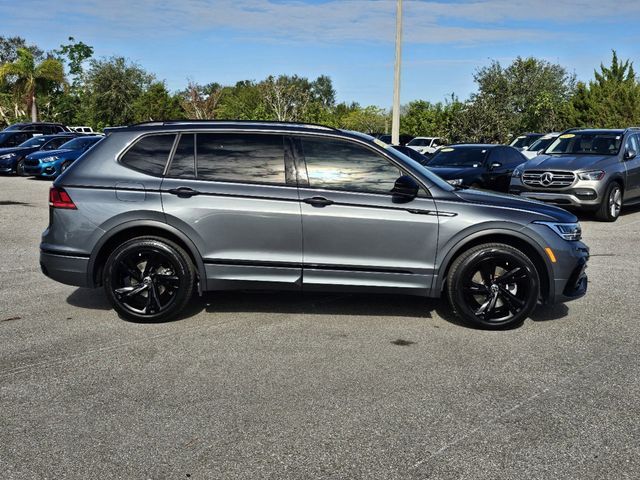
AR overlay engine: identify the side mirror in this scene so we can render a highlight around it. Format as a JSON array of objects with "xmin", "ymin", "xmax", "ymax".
[
  {"xmin": 625, "ymin": 149, "xmax": 637, "ymax": 160},
  {"xmin": 391, "ymin": 175, "xmax": 419, "ymax": 203},
  {"xmin": 490, "ymin": 162, "xmax": 502, "ymax": 169}
]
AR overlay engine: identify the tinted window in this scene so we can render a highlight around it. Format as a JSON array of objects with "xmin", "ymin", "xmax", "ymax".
[
  {"xmin": 505, "ymin": 148, "xmax": 525, "ymax": 165},
  {"xmin": 121, "ymin": 134, "xmax": 176, "ymax": 176},
  {"xmin": 196, "ymin": 133, "xmax": 286, "ymax": 184},
  {"xmin": 168, "ymin": 134, "xmax": 195, "ymax": 178},
  {"xmin": 19, "ymin": 136, "xmax": 48, "ymax": 147},
  {"xmin": 625, "ymin": 134, "xmax": 639, "ymax": 153},
  {"xmin": 302, "ymin": 137, "xmax": 401, "ymax": 194},
  {"xmin": 428, "ymin": 147, "xmax": 489, "ymax": 167},
  {"xmin": 44, "ymin": 137, "xmax": 72, "ymax": 150}
]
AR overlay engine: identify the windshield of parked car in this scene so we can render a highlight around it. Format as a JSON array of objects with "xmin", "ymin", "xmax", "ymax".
[
  {"xmin": 527, "ymin": 136, "xmax": 557, "ymax": 152},
  {"xmin": 545, "ymin": 132, "xmax": 622, "ymax": 155},
  {"xmin": 19, "ymin": 136, "xmax": 48, "ymax": 148},
  {"xmin": 386, "ymin": 147, "xmax": 455, "ymax": 191},
  {"xmin": 59, "ymin": 137, "xmax": 100, "ymax": 150},
  {"xmin": 407, "ymin": 138, "xmax": 431, "ymax": 147},
  {"xmin": 427, "ymin": 147, "xmax": 488, "ymax": 167},
  {"xmin": 510, "ymin": 135, "xmax": 541, "ymax": 149}
]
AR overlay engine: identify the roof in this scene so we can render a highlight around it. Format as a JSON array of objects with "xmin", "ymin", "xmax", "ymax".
[
  {"xmin": 445, "ymin": 144, "xmax": 500, "ymax": 149},
  {"xmin": 566, "ymin": 128, "xmax": 625, "ymax": 134},
  {"xmin": 106, "ymin": 120, "xmax": 345, "ymax": 135}
]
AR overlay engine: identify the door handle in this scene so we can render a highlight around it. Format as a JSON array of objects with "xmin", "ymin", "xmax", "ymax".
[
  {"xmin": 167, "ymin": 187, "xmax": 200, "ymax": 198},
  {"xmin": 303, "ymin": 196, "xmax": 334, "ymax": 207}
]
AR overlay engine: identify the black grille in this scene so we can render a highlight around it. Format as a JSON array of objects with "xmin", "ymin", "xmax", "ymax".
[
  {"xmin": 522, "ymin": 170, "xmax": 575, "ymax": 188},
  {"xmin": 24, "ymin": 159, "xmax": 40, "ymax": 167}
]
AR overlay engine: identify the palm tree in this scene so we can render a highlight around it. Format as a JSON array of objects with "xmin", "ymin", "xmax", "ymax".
[{"xmin": 0, "ymin": 48, "xmax": 66, "ymax": 122}]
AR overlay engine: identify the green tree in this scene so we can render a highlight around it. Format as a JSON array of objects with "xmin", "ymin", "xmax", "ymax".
[
  {"xmin": 134, "ymin": 81, "xmax": 184, "ymax": 121},
  {"xmin": 0, "ymin": 36, "xmax": 43, "ymax": 64},
  {"xmin": 83, "ymin": 56, "xmax": 153, "ymax": 128},
  {"xmin": 0, "ymin": 48, "xmax": 66, "ymax": 122},
  {"xmin": 565, "ymin": 51, "xmax": 640, "ymax": 128},
  {"xmin": 54, "ymin": 37, "xmax": 93, "ymax": 87},
  {"xmin": 339, "ymin": 105, "xmax": 388, "ymax": 133}
]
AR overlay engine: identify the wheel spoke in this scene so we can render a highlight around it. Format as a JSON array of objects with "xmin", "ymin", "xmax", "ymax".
[
  {"xmin": 494, "ymin": 267, "xmax": 524, "ymax": 285},
  {"xmin": 115, "ymin": 284, "xmax": 148, "ymax": 298},
  {"xmin": 498, "ymin": 286, "xmax": 525, "ymax": 313},
  {"xmin": 155, "ymin": 274, "xmax": 180, "ymax": 288},
  {"xmin": 146, "ymin": 282, "xmax": 162, "ymax": 313},
  {"xmin": 142, "ymin": 253, "xmax": 162, "ymax": 277},
  {"xmin": 478, "ymin": 261, "xmax": 495, "ymax": 285},
  {"xmin": 119, "ymin": 259, "xmax": 142, "ymax": 281}
]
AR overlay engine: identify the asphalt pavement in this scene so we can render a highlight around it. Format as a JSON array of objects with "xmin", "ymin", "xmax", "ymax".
[{"xmin": 1, "ymin": 176, "xmax": 638, "ymax": 479}]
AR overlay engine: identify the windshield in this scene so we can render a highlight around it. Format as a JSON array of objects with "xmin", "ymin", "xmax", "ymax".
[
  {"xmin": 427, "ymin": 147, "xmax": 488, "ymax": 167},
  {"xmin": 19, "ymin": 136, "xmax": 48, "ymax": 147},
  {"xmin": 510, "ymin": 134, "xmax": 541, "ymax": 149},
  {"xmin": 59, "ymin": 137, "xmax": 99, "ymax": 150},
  {"xmin": 546, "ymin": 132, "xmax": 622, "ymax": 155},
  {"xmin": 407, "ymin": 138, "xmax": 430, "ymax": 147},
  {"xmin": 527, "ymin": 136, "xmax": 556, "ymax": 152}
]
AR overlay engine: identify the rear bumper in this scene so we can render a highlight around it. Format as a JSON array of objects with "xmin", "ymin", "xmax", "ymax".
[{"xmin": 40, "ymin": 250, "xmax": 91, "ymax": 288}]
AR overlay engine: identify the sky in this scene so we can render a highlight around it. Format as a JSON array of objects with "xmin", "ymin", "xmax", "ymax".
[{"xmin": 3, "ymin": 0, "xmax": 640, "ymax": 107}]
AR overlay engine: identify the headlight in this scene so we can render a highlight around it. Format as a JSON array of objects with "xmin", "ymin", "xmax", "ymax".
[
  {"xmin": 0, "ymin": 153, "xmax": 15, "ymax": 160},
  {"xmin": 446, "ymin": 178, "xmax": 464, "ymax": 186},
  {"xmin": 534, "ymin": 221, "xmax": 582, "ymax": 241},
  {"xmin": 40, "ymin": 155, "xmax": 59, "ymax": 162},
  {"xmin": 512, "ymin": 163, "xmax": 525, "ymax": 178},
  {"xmin": 577, "ymin": 170, "xmax": 605, "ymax": 181}
]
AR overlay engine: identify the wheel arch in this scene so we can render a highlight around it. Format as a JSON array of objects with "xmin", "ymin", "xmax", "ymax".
[
  {"xmin": 434, "ymin": 229, "xmax": 552, "ymax": 302},
  {"xmin": 88, "ymin": 220, "xmax": 206, "ymax": 292}
]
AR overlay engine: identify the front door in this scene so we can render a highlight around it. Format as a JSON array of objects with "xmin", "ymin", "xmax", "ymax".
[
  {"xmin": 161, "ymin": 131, "xmax": 302, "ymax": 290},
  {"xmin": 294, "ymin": 135, "xmax": 439, "ymax": 293},
  {"xmin": 623, "ymin": 134, "xmax": 640, "ymax": 201}
]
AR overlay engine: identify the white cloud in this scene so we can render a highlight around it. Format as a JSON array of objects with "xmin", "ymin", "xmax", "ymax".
[{"xmin": 7, "ymin": 0, "xmax": 639, "ymax": 45}]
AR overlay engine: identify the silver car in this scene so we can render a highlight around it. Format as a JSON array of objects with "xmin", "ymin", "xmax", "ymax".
[
  {"xmin": 40, "ymin": 121, "xmax": 589, "ymax": 328},
  {"xmin": 510, "ymin": 128, "xmax": 640, "ymax": 221}
]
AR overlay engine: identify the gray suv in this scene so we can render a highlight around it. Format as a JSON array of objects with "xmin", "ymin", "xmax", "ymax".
[
  {"xmin": 509, "ymin": 128, "xmax": 640, "ymax": 221},
  {"xmin": 40, "ymin": 121, "xmax": 589, "ymax": 328}
]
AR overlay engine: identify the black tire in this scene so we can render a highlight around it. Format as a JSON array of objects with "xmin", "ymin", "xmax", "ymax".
[
  {"xmin": 60, "ymin": 160, "xmax": 72, "ymax": 173},
  {"xmin": 595, "ymin": 182, "xmax": 622, "ymax": 222},
  {"xmin": 446, "ymin": 243, "xmax": 540, "ymax": 329},
  {"xmin": 15, "ymin": 158, "xmax": 24, "ymax": 176},
  {"xmin": 103, "ymin": 236, "xmax": 196, "ymax": 322}
]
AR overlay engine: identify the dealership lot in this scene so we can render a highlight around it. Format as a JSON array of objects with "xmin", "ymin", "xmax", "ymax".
[{"xmin": 1, "ymin": 176, "xmax": 639, "ymax": 479}]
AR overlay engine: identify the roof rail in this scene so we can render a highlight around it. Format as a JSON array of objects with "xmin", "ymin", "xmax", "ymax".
[{"xmin": 128, "ymin": 119, "xmax": 341, "ymax": 132}]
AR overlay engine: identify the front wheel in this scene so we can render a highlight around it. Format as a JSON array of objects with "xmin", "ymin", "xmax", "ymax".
[
  {"xmin": 595, "ymin": 182, "xmax": 622, "ymax": 222},
  {"xmin": 103, "ymin": 237, "xmax": 196, "ymax": 322},
  {"xmin": 15, "ymin": 158, "xmax": 24, "ymax": 176},
  {"xmin": 446, "ymin": 243, "xmax": 540, "ymax": 329}
]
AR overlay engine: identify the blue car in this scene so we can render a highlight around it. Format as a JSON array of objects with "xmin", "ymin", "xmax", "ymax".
[
  {"xmin": 23, "ymin": 135, "xmax": 103, "ymax": 178},
  {"xmin": 0, "ymin": 134, "xmax": 77, "ymax": 175}
]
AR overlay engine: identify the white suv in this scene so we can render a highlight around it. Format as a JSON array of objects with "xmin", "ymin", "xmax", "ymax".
[{"xmin": 406, "ymin": 137, "xmax": 445, "ymax": 155}]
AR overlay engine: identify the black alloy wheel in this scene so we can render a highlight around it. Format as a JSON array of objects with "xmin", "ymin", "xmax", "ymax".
[
  {"xmin": 104, "ymin": 237, "xmax": 195, "ymax": 322},
  {"xmin": 447, "ymin": 243, "xmax": 539, "ymax": 329}
]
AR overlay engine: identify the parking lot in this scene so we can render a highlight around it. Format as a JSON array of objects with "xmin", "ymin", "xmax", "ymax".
[{"xmin": 1, "ymin": 175, "xmax": 639, "ymax": 479}]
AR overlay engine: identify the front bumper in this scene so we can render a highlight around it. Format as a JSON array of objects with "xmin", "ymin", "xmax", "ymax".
[
  {"xmin": 40, "ymin": 250, "xmax": 91, "ymax": 288},
  {"xmin": 509, "ymin": 178, "xmax": 603, "ymax": 210},
  {"xmin": 548, "ymin": 241, "xmax": 589, "ymax": 304},
  {"xmin": 23, "ymin": 162, "xmax": 58, "ymax": 177}
]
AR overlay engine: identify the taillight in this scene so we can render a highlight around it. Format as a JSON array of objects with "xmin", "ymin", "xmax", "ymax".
[{"xmin": 49, "ymin": 187, "xmax": 77, "ymax": 209}]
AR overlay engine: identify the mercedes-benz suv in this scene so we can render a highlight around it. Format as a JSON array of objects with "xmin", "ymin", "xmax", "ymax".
[
  {"xmin": 510, "ymin": 128, "xmax": 640, "ymax": 221},
  {"xmin": 40, "ymin": 121, "xmax": 589, "ymax": 329}
]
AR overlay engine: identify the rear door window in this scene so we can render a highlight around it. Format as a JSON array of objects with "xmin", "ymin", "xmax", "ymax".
[
  {"xmin": 167, "ymin": 134, "xmax": 195, "ymax": 178},
  {"xmin": 196, "ymin": 133, "xmax": 286, "ymax": 185},
  {"xmin": 121, "ymin": 134, "xmax": 176, "ymax": 176}
]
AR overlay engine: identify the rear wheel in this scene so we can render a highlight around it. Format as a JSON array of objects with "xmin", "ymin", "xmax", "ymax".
[
  {"xmin": 595, "ymin": 182, "xmax": 622, "ymax": 222},
  {"xmin": 446, "ymin": 243, "xmax": 540, "ymax": 329},
  {"xmin": 103, "ymin": 237, "xmax": 196, "ymax": 322}
]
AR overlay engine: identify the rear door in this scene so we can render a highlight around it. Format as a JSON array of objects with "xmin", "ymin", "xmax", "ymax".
[
  {"xmin": 160, "ymin": 131, "xmax": 302, "ymax": 290},
  {"xmin": 294, "ymin": 135, "xmax": 439, "ymax": 292}
]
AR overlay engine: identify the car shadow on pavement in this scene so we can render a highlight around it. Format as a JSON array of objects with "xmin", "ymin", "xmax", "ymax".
[{"xmin": 66, "ymin": 288, "xmax": 571, "ymax": 328}]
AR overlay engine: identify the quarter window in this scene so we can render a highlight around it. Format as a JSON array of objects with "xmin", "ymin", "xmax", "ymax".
[
  {"xmin": 196, "ymin": 133, "xmax": 286, "ymax": 184},
  {"xmin": 121, "ymin": 134, "xmax": 176, "ymax": 176},
  {"xmin": 301, "ymin": 137, "xmax": 402, "ymax": 194}
]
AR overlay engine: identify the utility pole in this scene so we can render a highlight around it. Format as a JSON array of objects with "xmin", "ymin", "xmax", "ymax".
[{"xmin": 391, "ymin": 0, "xmax": 403, "ymax": 145}]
